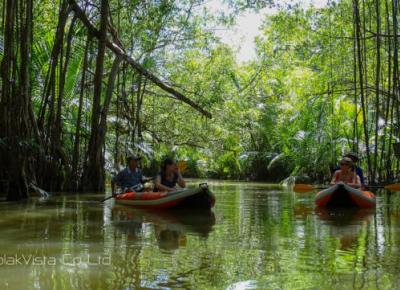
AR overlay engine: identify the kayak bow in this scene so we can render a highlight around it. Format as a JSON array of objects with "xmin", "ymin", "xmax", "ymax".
[{"xmin": 315, "ymin": 183, "xmax": 376, "ymax": 208}]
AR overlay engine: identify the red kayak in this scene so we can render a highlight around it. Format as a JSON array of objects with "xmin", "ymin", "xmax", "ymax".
[
  {"xmin": 315, "ymin": 183, "xmax": 376, "ymax": 208},
  {"xmin": 115, "ymin": 183, "xmax": 215, "ymax": 209}
]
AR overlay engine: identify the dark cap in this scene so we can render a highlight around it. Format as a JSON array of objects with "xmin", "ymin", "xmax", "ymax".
[
  {"xmin": 127, "ymin": 155, "xmax": 141, "ymax": 163},
  {"xmin": 344, "ymin": 152, "xmax": 360, "ymax": 162}
]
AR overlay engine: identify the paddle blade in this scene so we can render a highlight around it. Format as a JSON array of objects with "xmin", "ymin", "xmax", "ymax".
[
  {"xmin": 292, "ymin": 184, "xmax": 315, "ymax": 193},
  {"xmin": 384, "ymin": 183, "xmax": 400, "ymax": 192},
  {"xmin": 178, "ymin": 160, "xmax": 188, "ymax": 173}
]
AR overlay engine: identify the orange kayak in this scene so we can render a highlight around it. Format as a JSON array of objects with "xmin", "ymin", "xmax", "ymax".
[
  {"xmin": 315, "ymin": 183, "xmax": 376, "ymax": 208},
  {"xmin": 115, "ymin": 184, "xmax": 215, "ymax": 209}
]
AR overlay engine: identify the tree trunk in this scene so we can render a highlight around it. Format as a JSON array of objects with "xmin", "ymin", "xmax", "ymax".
[
  {"xmin": 37, "ymin": 0, "xmax": 70, "ymax": 132},
  {"xmin": 353, "ymin": 0, "xmax": 373, "ymax": 182},
  {"xmin": 99, "ymin": 56, "xmax": 123, "ymax": 148},
  {"xmin": 390, "ymin": 0, "xmax": 399, "ymax": 180},
  {"xmin": 70, "ymin": 33, "xmax": 91, "ymax": 191},
  {"xmin": 0, "ymin": 0, "xmax": 33, "ymax": 200},
  {"xmin": 379, "ymin": 0, "xmax": 392, "ymax": 181},
  {"xmin": 81, "ymin": 0, "xmax": 109, "ymax": 192},
  {"xmin": 352, "ymin": 3, "xmax": 359, "ymax": 153},
  {"xmin": 373, "ymin": 0, "xmax": 381, "ymax": 181}
]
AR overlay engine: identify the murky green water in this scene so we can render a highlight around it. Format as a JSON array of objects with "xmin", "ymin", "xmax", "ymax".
[{"xmin": 1, "ymin": 181, "xmax": 400, "ymax": 289}]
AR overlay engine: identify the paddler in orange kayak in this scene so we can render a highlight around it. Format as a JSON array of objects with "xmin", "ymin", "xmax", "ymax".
[{"xmin": 330, "ymin": 157, "xmax": 361, "ymax": 188}]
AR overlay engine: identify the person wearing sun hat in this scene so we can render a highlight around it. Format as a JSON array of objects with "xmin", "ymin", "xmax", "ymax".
[
  {"xmin": 330, "ymin": 157, "xmax": 361, "ymax": 188},
  {"xmin": 344, "ymin": 152, "xmax": 366, "ymax": 189}
]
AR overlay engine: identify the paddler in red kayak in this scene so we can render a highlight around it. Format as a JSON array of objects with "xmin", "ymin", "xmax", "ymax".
[
  {"xmin": 154, "ymin": 157, "xmax": 186, "ymax": 192},
  {"xmin": 330, "ymin": 157, "xmax": 361, "ymax": 188},
  {"xmin": 111, "ymin": 155, "xmax": 152, "ymax": 195},
  {"xmin": 344, "ymin": 152, "xmax": 366, "ymax": 190}
]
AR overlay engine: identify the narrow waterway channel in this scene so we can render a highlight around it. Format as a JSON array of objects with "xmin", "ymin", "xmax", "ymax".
[{"xmin": 0, "ymin": 181, "xmax": 399, "ymax": 289}]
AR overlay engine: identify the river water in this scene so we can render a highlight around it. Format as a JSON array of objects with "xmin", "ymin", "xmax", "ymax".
[{"xmin": 0, "ymin": 181, "xmax": 399, "ymax": 289}]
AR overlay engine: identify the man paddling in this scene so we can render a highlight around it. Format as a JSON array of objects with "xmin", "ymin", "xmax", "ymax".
[{"xmin": 111, "ymin": 155, "xmax": 151, "ymax": 195}]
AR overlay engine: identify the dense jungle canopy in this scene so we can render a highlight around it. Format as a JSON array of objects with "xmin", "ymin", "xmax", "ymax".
[{"xmin": 1, "ymin": 0, "xmax": 400, "ymax": 200}]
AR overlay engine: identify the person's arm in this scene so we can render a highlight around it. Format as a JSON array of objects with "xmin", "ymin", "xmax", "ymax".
[
  {"xmin": 347, "ymin": 173, "xmax": 361, "ymax": 188},
  {"xmin": 111, "ymin": 174, "xmax": 119, "ymax": 195},
  {"xmin": 155, "ymin": 175, "xmax": 176, "ymax": 192},
  {"xmin": 138, "ymin": 169, "xmax": 153, "ymax": 183},
  {"xmin": 111, "ymin": 171, "xmax": 123, "ymax": 194},
  {"xmin": 357, "ymin": 167, "xmax": 365, "ymax": 185},
  {"xmin": 330, "ymin": 171, "xmax": 338, "ymax": 185},
  {"xmin": 111, "ymin": 180, "xmax": 116, "ymax": 195},
  {"xmin": 142, "ymin": 175, "xmax": 153, "ymax": 183},
  {"xmin": 177, "ymin": 172, "xmax": 186, "ymax": 188},
  {"xmin": 140, "ymin": 172, "xmax": 153, "ymax": 191}
]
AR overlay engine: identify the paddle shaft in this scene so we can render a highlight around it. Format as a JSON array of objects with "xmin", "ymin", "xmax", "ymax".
[
  {"xmin": 101, "ymin": 195, "xmax": 115, "ymax": 203},
  {"xmin": 293, "ymin": 183, "xmax": 400, "ymax": 193},
  {"xmin": 308, "ymin": 184, "xmax": 386, "ymax": 190}
]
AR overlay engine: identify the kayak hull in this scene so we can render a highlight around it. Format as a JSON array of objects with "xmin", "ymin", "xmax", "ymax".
[
  {"xmin": 115, "ymin": 184, "xmax": 216, "ymax": 209},
  {"xmin": 315, "ymin": 183, "xmax": 376, "ymax": 208}
]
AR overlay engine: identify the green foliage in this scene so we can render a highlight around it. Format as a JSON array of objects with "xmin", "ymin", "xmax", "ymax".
[{"xmin": 5, "ymin": 0, "xmax": 398, "ymax": 187}]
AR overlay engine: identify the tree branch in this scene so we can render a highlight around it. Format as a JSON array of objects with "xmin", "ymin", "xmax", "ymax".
[
  {"xmin": 367, "ymin": 29, "xmax": 400, "ymax": 38},
  {"xmin": 68, "ymin": 0, "xmax": 212, "ymax": 118}
]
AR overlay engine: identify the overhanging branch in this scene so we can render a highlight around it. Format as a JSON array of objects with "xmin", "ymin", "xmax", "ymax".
[{"xmin": 68, "ymin": 0, "xmax": 212, "ymax": 118}]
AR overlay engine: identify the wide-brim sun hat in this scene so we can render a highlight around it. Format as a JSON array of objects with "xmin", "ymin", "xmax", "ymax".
[
  {"xmin": 340, "ymin": 157, "xmax": 353, "ymax": 166},
  {"xmin": 344, "ymin": 152, "xmax": 360, "ymax": 162}
]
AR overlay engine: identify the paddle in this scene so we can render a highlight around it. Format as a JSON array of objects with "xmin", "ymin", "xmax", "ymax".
[
  {"xmin": 292, "ymin": 184, "xmax": 327, "ymax": 193},
  {"xmin": 101, "ymin": 161, "xmax": 189, "ymax": 202},
  {"xmin": 101, "ymin": 183, "xmax": 144, "ymax": 203},
  {"xmin": 101, "ymin": 194, "xmax": 116, "ymax": 203},
  {"xmin": 292, "ymin": 183, "xmax": 400, "ymax": 193}
]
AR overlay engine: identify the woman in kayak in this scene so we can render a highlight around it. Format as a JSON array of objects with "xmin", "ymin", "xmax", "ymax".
[
  {"xmin": 154, "ymin": 157, "xmax": 186, "ymax": 192},
  {"xmin": 330, "ymin": 157, "xmax": 361, "ymax": 188},
  {"xmin": 344, "ymin": 152, "xmax": 366, "ymax": 190}
]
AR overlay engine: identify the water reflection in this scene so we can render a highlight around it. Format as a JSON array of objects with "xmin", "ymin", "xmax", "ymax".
[
  {"xmin": 315, "ymin": 207, "xmax": 374, "ymax": 250},
  {"xmin": 1, "ymin": 182, "xmax": 400, "ymax": 289},
  {"xmin": 111, "ymin": 206, "xmax": 215, "ymax": 251}
]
